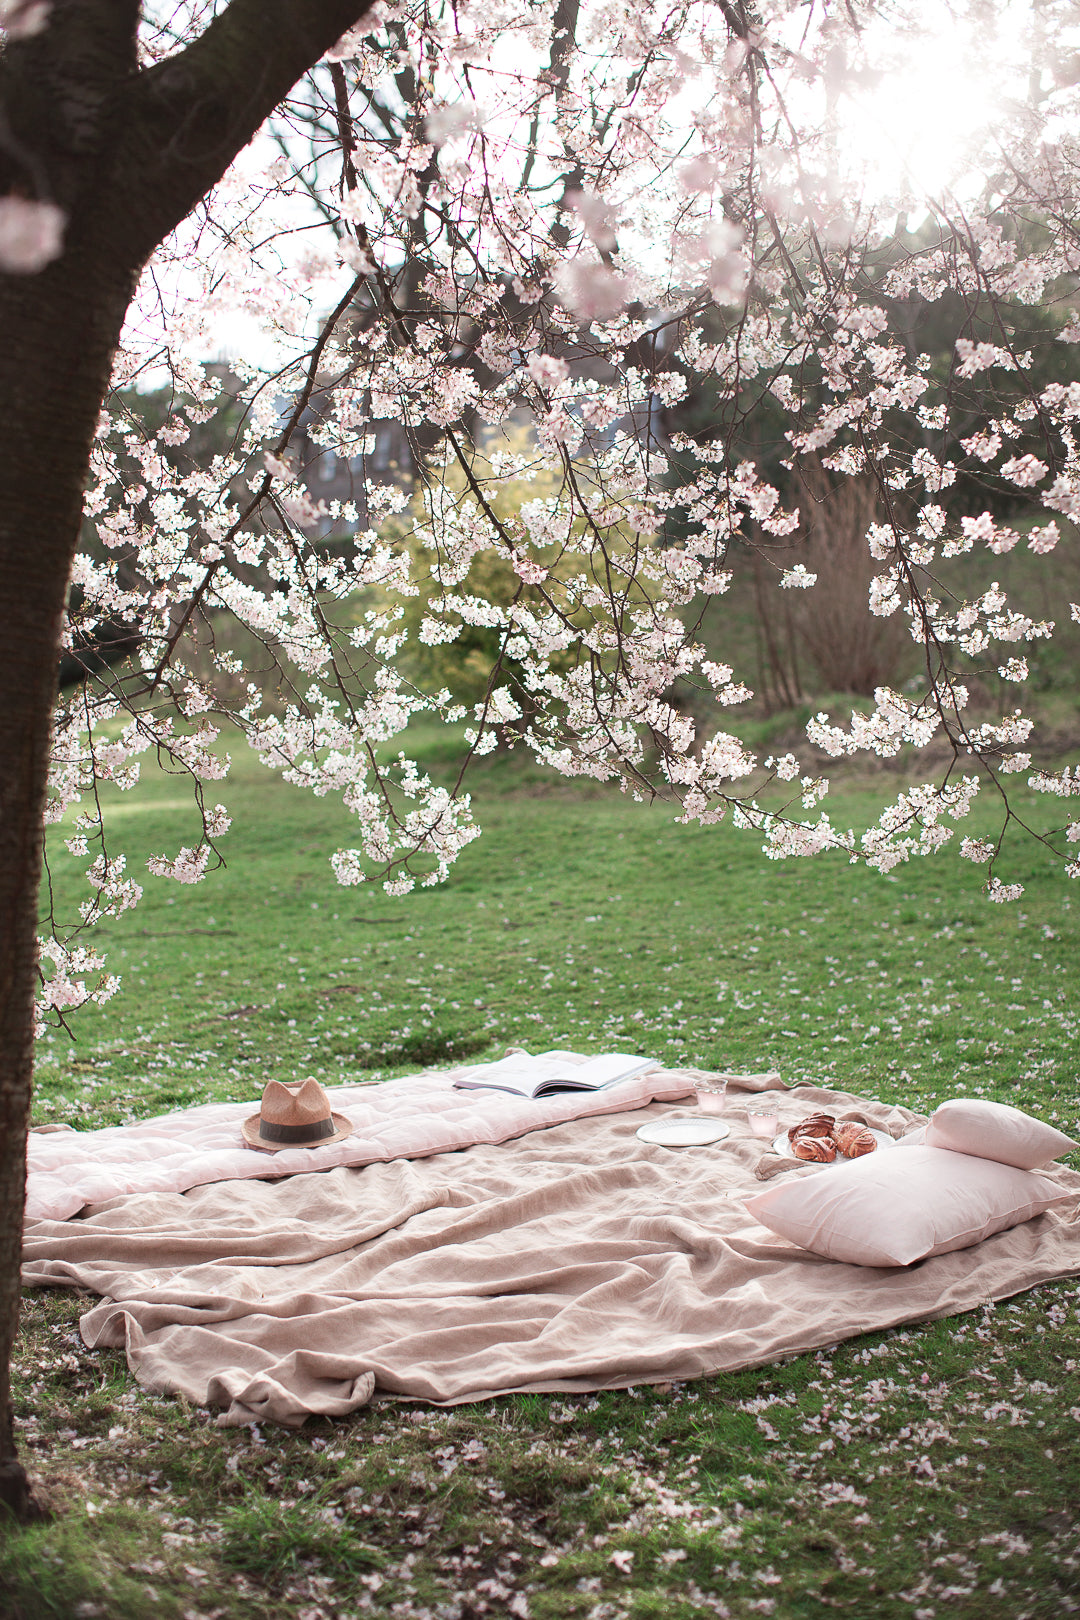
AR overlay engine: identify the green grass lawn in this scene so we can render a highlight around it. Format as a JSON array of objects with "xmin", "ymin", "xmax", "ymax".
[{"xmin": 7, "ymin": 739, "xmax": 1080, "ymax": 1619}]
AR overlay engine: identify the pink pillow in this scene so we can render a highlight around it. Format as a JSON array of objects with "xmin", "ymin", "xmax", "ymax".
[
  {"xmin": 920, "ymin": 1098, "xmax": 1077, "ymax": 1170},
  {"xmin": 743, "ymin": 1144, "xmax": 1073, "ymax": 1267}
]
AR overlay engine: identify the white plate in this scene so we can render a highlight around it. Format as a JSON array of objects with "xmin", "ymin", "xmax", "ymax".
[
  {"xmin": 771, "ymin": 1127, "xmax": 895, "ymax": 1161},
  {"xmin": 636, "ymin": 1117, "xmax": 731, "ymax": 1147}
]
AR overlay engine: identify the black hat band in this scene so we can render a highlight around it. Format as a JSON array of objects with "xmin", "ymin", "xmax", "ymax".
[{"xmin": 258, "ymin": 1116, "xmax": 337, "ymax": 1144}]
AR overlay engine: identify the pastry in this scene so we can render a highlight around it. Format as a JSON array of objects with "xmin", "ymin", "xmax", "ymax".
[
  {"xmin": 833, "ymin": 1121, "xmax": 877, "ymax": 1158},
  {"xmin": 787, "ymin": 1112, "xmax": 835, "ymax": 1144},
  {"xmin": 792, "ymin": 1135, "xmax": 836, "ymax": 1162}
]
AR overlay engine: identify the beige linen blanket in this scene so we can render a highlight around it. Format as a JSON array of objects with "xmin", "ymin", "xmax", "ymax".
[{"xmin": 23, "ymin": 1076, "xmax": 1080, "ymax": 1427}]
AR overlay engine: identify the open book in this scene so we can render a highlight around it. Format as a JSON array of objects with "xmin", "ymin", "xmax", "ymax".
[{"xmin": 453, "ymin": 1049, "xmax": 657, "ymax": 1100}]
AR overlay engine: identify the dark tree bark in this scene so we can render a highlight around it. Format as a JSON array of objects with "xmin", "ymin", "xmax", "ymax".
[{"xmin": 0, "ymin": 0, "xmax": 371, "ymax": 1520}]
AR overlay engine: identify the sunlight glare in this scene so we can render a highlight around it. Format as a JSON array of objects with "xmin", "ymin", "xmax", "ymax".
[{"xmin": 834, "ymin": 12, "xmax": 1017, "ymax": 207}]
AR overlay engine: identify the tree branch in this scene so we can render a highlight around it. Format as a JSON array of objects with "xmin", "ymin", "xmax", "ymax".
[{"xmin": 110, "ymin": 0, "xmax": 376, "ymax": 267}]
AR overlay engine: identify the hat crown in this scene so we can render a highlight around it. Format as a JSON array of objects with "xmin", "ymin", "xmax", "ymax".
[{"xmin": 260, "ymin": 1077, "xmax": 330, "ymax": 1127}]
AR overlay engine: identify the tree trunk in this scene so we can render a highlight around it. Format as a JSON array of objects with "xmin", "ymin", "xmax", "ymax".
[
  {"xmin": 0, "ymin": 0, "xmax": 378, "ymax": 1519},
  {"xmin": 0, "ymin": 254, "xmax": 135, "ymax": 1517}
]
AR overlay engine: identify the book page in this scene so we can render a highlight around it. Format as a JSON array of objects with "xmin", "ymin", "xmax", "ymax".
[{"xmin": 568, "ymin": 1053, "xmax": 655, "ymax": 1087}]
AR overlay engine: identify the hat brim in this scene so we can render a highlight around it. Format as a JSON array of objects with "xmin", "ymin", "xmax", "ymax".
[{"xmin": 240, "ymin": 1111, "xmax": 353, "ymax": 1154}]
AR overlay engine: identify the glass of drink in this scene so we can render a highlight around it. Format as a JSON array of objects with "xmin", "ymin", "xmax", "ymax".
[
  {"xmin": 747, "ymin": 1107, "xmax": 780, "ymax": 1138},
  {"xmin": 695, "ymin": 1078, "xmax": 728, "ymax": 1115}
]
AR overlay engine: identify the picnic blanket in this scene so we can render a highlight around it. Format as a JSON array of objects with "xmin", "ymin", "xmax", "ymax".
[{"xmin": 22, "ymin": 1071, "xmax": 1080, "ymax": 1426}]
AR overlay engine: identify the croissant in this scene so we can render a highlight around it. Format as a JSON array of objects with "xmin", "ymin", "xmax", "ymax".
[
  {"xmin": 788, "ymin": 1112, "xmax": 835, "ymax": 1144},
  {"xmin": 792, "ymin": 1135, "xmax": 836, "ymax": 1162},
  {"xmin": 833, "ymin": 1121, "xmax": 877, "ymax": 1158}
]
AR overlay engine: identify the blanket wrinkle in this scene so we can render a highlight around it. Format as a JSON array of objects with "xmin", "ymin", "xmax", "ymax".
[
  {"xmin": 23, "ymin": 1169, "xmax": 470, "ymax": 1271},
  {"xmin": 754, "ymin": 1154, "xmax": 820, "ymax": 1182},
  {"xmin": 23, "ymin": 1074, "xmax": 1080, "ymax": 1427}
]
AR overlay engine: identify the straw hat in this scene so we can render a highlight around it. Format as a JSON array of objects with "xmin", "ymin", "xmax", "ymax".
[{"xmin": 241, "ymin": 1078, "xmax": 353, "ymax": 1153}]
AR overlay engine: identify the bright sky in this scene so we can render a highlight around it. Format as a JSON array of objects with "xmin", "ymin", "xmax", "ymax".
[
  {"xmin": 833, "ymin": 16, "xmax": 1003, "ymax": 206},
  {"xmin": 824, "ymin": 0, "xmax": 1075, "ymax": 213}
]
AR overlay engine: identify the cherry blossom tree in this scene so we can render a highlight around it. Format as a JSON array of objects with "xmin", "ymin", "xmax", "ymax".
[{"xmin": 3, "ymin": 0, "xmax": 1080, "ymax": 1513}]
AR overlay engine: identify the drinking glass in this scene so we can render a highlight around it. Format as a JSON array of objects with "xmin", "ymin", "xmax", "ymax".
[
  {"xmin": 747, "ymin": 1107, "xmax": 780, "ymax": 1138},
  {"xmin": 695, "ymin": 1079, "xmax": 728, "ymax": 1115}
]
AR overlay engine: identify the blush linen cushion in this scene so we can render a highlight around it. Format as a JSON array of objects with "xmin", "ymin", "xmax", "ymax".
[
  {"xmin": 912, "ymin": 1098, "xmax": 1078, "ymax": 1170},
  {"xmin": 743, "ymin": 1144, "xmax": 1074, "ymax": 1268}
]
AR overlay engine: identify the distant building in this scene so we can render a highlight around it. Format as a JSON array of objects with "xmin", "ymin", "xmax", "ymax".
[{"xmin": 293, "ymin": 414, "xmax": 415, "ymax": 536}]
